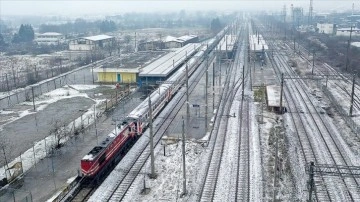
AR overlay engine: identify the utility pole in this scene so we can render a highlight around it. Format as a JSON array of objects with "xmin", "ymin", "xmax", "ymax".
[
  {"xmin": 5, "ymin": 73, "xmax": 10, "ymax": 92},
  {"xmin": 91, "ymin": 65, "xmax": 95, "ymax": 84},
  {"xmin": 181, "ymin": 117, "xmax": 187, "ymax": 196},
  {"xmin": 279, "ymin": 73, "xmax": 284, "ymax": 114},
  {"xmin": 305, "ymin": 161, "xmax": 360, "ymax": 201},
  {"xmin": 349, "ymin": 74, "xmax": 356, "ymax": 116},
  {"xmin": 293, "ymin": 36, "xmax": 296, "ymax": 51},
  {"xmin": 308, "ymin": 0, "xmax": 313, "ymax": 25},
  {"xmin": 346, "ymin": 26, "xmax": 353, "ymax": 71},
  {"xmin": 312, "ymin": 50, "xmax": 315, "ymax": 75},
  {"xmin": 212, "ymin": 62, "xmax": 215, "ymax": 110},
  {"xmin": 283, "ymin": 5, "xmax": 287, "ymax": 40},
  {"xmin": 307, "ymin": 161, "xmax": 315, "ymax": 202},
  {"xmin": 186, "ymin": 63, "xmax": 190, "ymax": 136},
  {"xmin": 219, "ymin": 57, "xmax": 221, "ymax": 87},
  {"xmin": 94, "ymin": 105, "xmax": 98, "ymax": 145},
  {"xmin": 148, "ymin": 95, "xmax": 156, "ymax": 178},
  {"xmin": 242, "ymin": 65, "xmax": 245, "ymax": 100},
  {"xmin": 250, "ymin": 60, "xmax": 252, "ymax": 91},
  {"xmin": 31, "ymin": 87, "xmax": 36, "ymax": 111},
  {"xmin": 205, "ymin": 67, "xmax": 208, "ymax": 133}
]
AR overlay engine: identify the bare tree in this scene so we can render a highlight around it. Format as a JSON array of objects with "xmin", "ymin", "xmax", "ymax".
[
  {"xmin": 9, "ymin": 57, "xmax": 18, "ymax": 89},
  {"xmin": 0, "ymin": 133, "xmax": 13, "ymax": 182},
  {"xmin": 49, "ymin": 119, "xmax": 69, "ymax": 149},
  {"xmin": 123, "ymin": 34, "xmax": 132, "ymax": 44}
]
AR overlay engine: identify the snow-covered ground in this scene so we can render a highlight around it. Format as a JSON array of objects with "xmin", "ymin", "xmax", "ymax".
[{"xmin": 0, "ymin": 84, "xmax": 106, "ymax": 181}]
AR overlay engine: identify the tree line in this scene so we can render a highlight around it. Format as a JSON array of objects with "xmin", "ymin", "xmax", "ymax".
[{"xmin": 39, "ymin": 19, "xmax": 117, "ymax": 34}]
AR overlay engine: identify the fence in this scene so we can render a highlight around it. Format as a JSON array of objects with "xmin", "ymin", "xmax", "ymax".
[{"xmin": 0, "ymin": 62, "xmax": 98, "ymax": 109}]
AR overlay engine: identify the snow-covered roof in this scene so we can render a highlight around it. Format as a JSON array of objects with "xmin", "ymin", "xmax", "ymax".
[
  {"xmin": 337, "ymin": 28, "xmax": 360, "ymax": 31},
  {"xmin": 93, "ymin": 67, "xmax": 140, "ymax": 73},
  {"xmin": 82, "ymin": 34, "xmax": 114, "ymax": 41},
  {"xmin": 163, "ymin": 35, "xmax": 177, "ymax": 42},
  {"xmin": 38, "ymin": 32, "xmax": 63, "ymax": 36},
  {"xmin": 165, "ymin": 35, "xmax": 198, "ymax": 43},
  {"xmin": 249, "ymin": 34, "xmax": 269, "ymax": 52},
  {"xmin": 176, "ymin": 35, "xmax": 197, "ymax": 42},
  {"xmin": 139, "ymin": 43, "xmax": 201, "ymax": 77}
]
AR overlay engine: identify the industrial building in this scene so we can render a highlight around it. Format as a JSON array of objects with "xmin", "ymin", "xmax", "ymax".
[
  {"xmin": 139, "ymin": 43, "xmax": 201, "ymax": 85},
  {"xmin": 93, "ymin": 51, "xmax": 166, "ymax": 84},
  {"xmin": 336, "ymin": 27, "xmax": 360, "ymax": 36},
  {"xmin": 35, "ymin": 32, "xmax": 64, "ymax": 46},
  {"xmin": 137, "ymin": 35, "xmax": 199, "ymax": 51},
  {"xmin": 317, "ymin": 23, "xmax": 336, "ymax": 35},
  {"xmin": 69, "ymin": 34, "xmax": 115, "ymax": 51},
  {"xmin": 249, "ymin": 34, "xmax": 268, "ymax": 63},
  {"xmin": 164, "ymin": 35, "xmax": 199, "ymax": 48}
]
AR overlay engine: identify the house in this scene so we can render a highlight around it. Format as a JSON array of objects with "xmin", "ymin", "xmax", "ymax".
[
  {"xmin": 35, "ymin": 32, "xmax": 64, "ymax": 45},
  {"xmin": 164, "ymin": 35, "xmax": 199, "ymax": 49},
  {"xmin": 336, "ymin": 27, "xmax": 360, "ymax": 36},
  {"xmin": 138, "ymin": 40, "xmax": 164, "ymax": 51},
  {"xmin": 317, "ymin": 23, "xmax": 336, "ymax": 35},
  {"xmin": 69, "ymin": 34, "xmax": 115, "ymax": 51},
  {"xmin": 94, "ymin": 67, "xmax": 138, "ymax": 84}
]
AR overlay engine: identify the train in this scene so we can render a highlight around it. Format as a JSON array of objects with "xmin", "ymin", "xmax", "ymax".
[{"xmin": 80, "ymin": 31, "xmax": 225, "ymax": 181}]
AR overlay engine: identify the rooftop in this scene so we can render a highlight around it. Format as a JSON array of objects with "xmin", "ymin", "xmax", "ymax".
[
  {"xmin": 38, "ymin": 32, "xmax": 63, "ymax": 36},
  {"xmin": 139, "ymin": 43, "xmax": 201, "ymax": 77},
  {"xmin": 82, "ymin": 34, "xmax": 114, "ymax": 41},
  {"xmin": 94, "ymin": 51, "xmax": 167, "ymax": 73},
  {"xmin": 249, "ymin": 34, "xmax": 269, "ymax": 52}
]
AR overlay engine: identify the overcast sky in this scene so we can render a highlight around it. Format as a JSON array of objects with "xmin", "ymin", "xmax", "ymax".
[{"xmin": 0, "ymin": 0, "xmax": 355, "ymax": 16}]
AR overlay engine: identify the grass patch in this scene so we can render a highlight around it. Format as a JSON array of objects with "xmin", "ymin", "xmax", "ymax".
[{"xmin": 254, "ymin": 86, "xmax": 266, "ymax": 102}]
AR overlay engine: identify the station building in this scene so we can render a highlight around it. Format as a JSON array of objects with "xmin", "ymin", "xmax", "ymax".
[
  {"xmin": 69, "ymin": 34, "xmax": 115, "ymax": 51},
  {"xmin": 218, "ymin": 34, "xmax": 237, "ymax": 59},
  {"xmin": 249, "ymin": 34, "xmax": 268, "ymax": 64},
  {"xmin": 164, "ymin": 35, "xmax": 199, "ymax": 49},
  {"xmin": 139, "ymin": 43, "xmax": 201, "ymax": 85},
  {"xmin": 35, "ymin": 32, "xmax": 64, "ymax": 46},
  {"xmin": 93, "ymin": 51, "xmax": 166, "ymax": 84}
]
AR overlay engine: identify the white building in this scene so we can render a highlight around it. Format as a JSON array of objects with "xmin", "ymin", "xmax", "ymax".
[
  {"xmin": 336, "ymin": 28, "xmax": 360, "ymax": 37},
  {"xmin": 69, "ymin": 34, "xmax": 115, "ymax": 51},
  {"xmin": 164, "ymin": 35, "xmax": 198, "ymax": 49},
  {"xmin": 35, "ymin": 32, "xmax": 64, "ymax": 45},
  {"xmin": 317, "ymin": 23, "xmax": 336, "ymax": 35}
]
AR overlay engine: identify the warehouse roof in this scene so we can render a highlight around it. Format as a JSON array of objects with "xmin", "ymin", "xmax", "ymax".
[
  {"xmin": 139, "ymin": 43, "xmax": 201, "ymax": 77},
  {"xmin": 249, "ymin": 34, "xmax": 269, "ymax": 52},
  {"xmin": 38, "ymin": 32, "xmax": 63, "ymax": 36},
  {"xmin": 83, "ymin": 34, "xmax": 114, "ymax": 41}
]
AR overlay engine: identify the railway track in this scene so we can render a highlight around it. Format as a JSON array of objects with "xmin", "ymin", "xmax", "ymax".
[
  {"xmin": 271, "ymin": 46, "xmax": 360, "ymax": 201},
  {"xmin": 235, "ymin": 99, "xmax": 250, "ymax": 201},
  {"xmin": 197, "ymin": 24, "xmax": 252, "ymax": 201},
  {"xmin": 288, "ymin": 40, "xmax": 360, "ymax": 113},
  {"xmin": 87, "ymin": 50, "xmax": 218, "ymax": 202},
  {"xmin": 267, "ymin": 50, "xmax": 331, "ymax": 201},
  {"xmin": 198, "ymin": 56, "xmax": 241, "ymax": 202}
]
